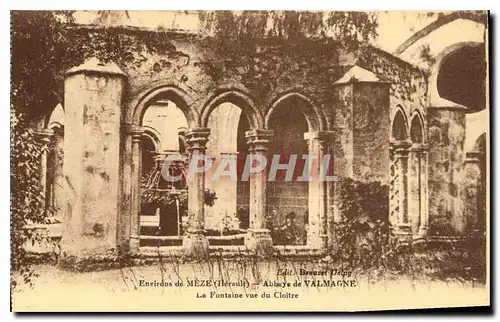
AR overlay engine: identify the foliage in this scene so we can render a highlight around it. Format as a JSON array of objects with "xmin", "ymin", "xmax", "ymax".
[
  {"xmin": 336, "ymin": 178, "xmax": 389, "ymax": 223},
  {"xmin": 11, "ymin": 12, "xmax": 78, "ymax": 288},
  {"xmin": 419, "ymin": 43, "xmax": 435, "ymax": 68},
  {"xmin": 10, "ymin": 11, "xmax": 181, "ymax": 286},
  {"xmin": 331, "ymin": 217, "xmax": 419, "ymax": 275},
  {"xmin": 11, "ymin": 11, "xmax": 178, "ymax": 118},
  {"xmin": 427, "ymin": 212, "xmax": 461, "ymax": 236},
  {"xmin": 11, "ymin": 11, "xmax": 74, "ymax": 119},
  {"xmin": 10, "ymin": 110, "xmax": 48, "ymax": 287},
  {"xmin": 195, "ymin": 11, "xmax": 379, "ymax": 96},
  {"xmin": 200, "ymin": 11, "xmax": 378, "ymax": 48},
  {"xmin": 424, "ymin": 234, "xmax": 486, "ymax": 283},
  {"xmin": 358, "ymin": 46, "xmax": 427, "ymax": 106},
  {"xmin": 330, "ymin": 178, "xmax": 415, "ymax": 275}
]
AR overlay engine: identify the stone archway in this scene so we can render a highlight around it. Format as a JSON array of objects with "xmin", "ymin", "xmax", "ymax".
[
  {"xmin": 427, "ymin": 41, "xmax": 486, "ymax": 109},
  {"xmin": 200, "ymin": 87, "xmax": 263, "ymax": 245},
  {"xmin": 201, "ymin": 87, "xmax": 264, "ymax": 130},
  {"xmin": 125, "ymin": 83, "xmax": 200, "ymax": 252},
  {"xmin": 265, "ymin": 92, "xmax": 331, "ymax": 249},
  {"xmin": 389, "ymin": 107, "xmax": 411, "ymax": 236}
]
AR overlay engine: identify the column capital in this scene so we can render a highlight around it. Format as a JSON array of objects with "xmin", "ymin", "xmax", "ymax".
[
  {"xmin": 391, "ymin": 139, "xmax": 412, "ymax": 156},
  {"xmin": 303, "ymin": 131, "xmax": 334, "ymax": 142},
  {"xmin": 123, "ymin": 123, "xmax": 145, "ymax": 138},
  {"xmin": 33, "ymin": 128, "xmax": 54, "ymax": 144},
  {"xmin": 245, "ymin": 129, "xmax": 274, "ymax": 153},
  {"xmin": 245, "ymin": 129, "xmax": 274, "ymax": 141},
  {"xmin": 220, "ymin": 151, "xmax": 239, "ymax": 159},
  {"xmin": 410, "ymin": 143, "xmax": 430, "ymax": 153},
  {"xmin": 185, "ymin": 128, "xmax": 210, "ymax": 152}
]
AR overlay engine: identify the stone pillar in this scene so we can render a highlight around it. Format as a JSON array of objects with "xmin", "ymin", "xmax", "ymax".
[
  {"xmin": 211, "ymin": 152, "xmax": 239, "ymax": 231},
  {"xmin": 244, "ymin": 129, "xmax": 274, "ymax": 254},
  {"xmin": 464, "ymin": 152, "xmax": 483, "ymax": 232},
  {"xmin": 59, "ymin": 58, "xmax": 126, "ymax": 261},
  {"xmin": 50, "ymin": 127, "xmax": 65, "ymax": 220},
  {"xmin": 128, "ymin": 125, "xmax": 144, "ymax": 253},
  {"xmin": 408, "ymin": 143, "xmax": 429, "ymax": 236},
  {"xmin": 34, "ymin": 129, "xmax": 54, "ymax": 215},
  {"xmin": 412, "ymin": 144, "xmax": 429, "ymax": 236},
  {"xmin": 392, "ymin": 140, "xmax": 412, "ymax": 237},
  {"xmin": 183, "ymin": 128, "xmax": 211, "ymax": 258},
  {"xmin": 304, "ymin": 131, "xmax": 332, "ymax": 249}
]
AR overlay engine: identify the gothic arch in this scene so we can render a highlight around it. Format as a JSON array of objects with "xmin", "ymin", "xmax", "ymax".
[
  {"xmin": 265, "ymin": 91, "xmax": 325, "ymax": 132},
  {"xmin": 391, "ymin": 106, "xmax": 409, "ymax": 141},
  {"xmin": 201, "ymin": 87, "xmax": 264, "ymax": 129},
  {"xmin": 128, "ymin": 83, "xmax": 199, "ymax": 128},
  {"xmin": 45, "ymin": 103, "xmax": 64, "ymax": 130},
  {"xmin": 410, "ymin": 111, "xmax": 425, "ymax": 143},
  {"xmin": 473, "ymin": 132, "xmax": 486, "ymax": 153}
]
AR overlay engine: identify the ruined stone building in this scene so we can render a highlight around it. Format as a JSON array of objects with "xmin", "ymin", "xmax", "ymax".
[{"xmin": 32, "ymin": 12, "xmax": 488, "ymax": 259}]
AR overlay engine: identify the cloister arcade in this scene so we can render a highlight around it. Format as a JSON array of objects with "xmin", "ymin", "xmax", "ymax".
[{"xmin": 31, "ymin": 18, "xmax": 487, "ymax": 260}]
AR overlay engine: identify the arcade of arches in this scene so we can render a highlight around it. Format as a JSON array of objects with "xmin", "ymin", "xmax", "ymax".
[{"xmin": 33, "ymin": 29, "xmax": 487, "ymax": 260}]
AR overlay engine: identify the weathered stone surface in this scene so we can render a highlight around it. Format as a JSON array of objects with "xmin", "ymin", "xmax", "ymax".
[
  {"xmin": 35, "ymin": 25, "xmax": 482, "ymax": 259},
  {"xmin": 427, "ymin": 107, "xmax": 466, "ymax": 235},
  {"xmin": 59, "ymin": 59, "xmax": 125, "ymax": 258}
]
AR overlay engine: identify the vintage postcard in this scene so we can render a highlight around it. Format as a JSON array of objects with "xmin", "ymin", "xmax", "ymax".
[{"xmin": 10, "ymin": 10, "xmax": 490, "ymax": 312}]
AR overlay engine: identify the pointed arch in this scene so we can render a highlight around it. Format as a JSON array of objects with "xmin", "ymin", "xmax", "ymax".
[
  {"xmin": 391, "ymin": 106, "xmax": 409, "ymax": 141},
  {"xmin": 45, "ymin": 103, "xmax": 64, "ymax": 130},
  {"xmin": 266, "ymin": 91, "xmax": 325, "ymax": 132},
  {"xmin": 473, "ymin": 132, "xmax": 486, "ymax": 153},
  {"xmin": 410, "ymin": 111, "xmax": 425, "ymax": 143},
  {"xmin": 128, "ymin": 83, "xmax": 199, "ymax": 128},
  {"xmin": 201, "ymin": 87, "xmax": 264, "ymax": 129}
]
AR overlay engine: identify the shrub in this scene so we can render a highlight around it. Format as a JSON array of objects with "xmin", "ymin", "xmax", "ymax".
[
  {"xmin": 11, "ymin": 111, "xmax": 48, "ymax": 287},
  {"xmin": 330, "ymin": 178, "xmax": 414, "ymax": 272}
]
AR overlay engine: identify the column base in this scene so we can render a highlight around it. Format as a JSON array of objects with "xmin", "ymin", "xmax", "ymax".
[
  {"xmin": 129, "ymin": 235, "xmax": 140, "ymax": 253},
  {"xmin": 183, "ymin": 232, "xmax": 209, "ymax": 259},
  {"xmin": 245, "ymin": 229, "xmax": 273, "ymax": 255},
  {"xmin": 307, "ymin": 232, "xmax": 328, "ymax": 250},
  {"xmin": 417, "ymin": 226, "xmax": 428, "ymax": 237},
  {"xmin": 393, "ymin": 224, "xmax": 412, "ymax": 241}
]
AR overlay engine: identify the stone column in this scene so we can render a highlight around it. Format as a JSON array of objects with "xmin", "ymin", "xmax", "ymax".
[
  {"xmin": 214, "ymin": 152, "xmax": 239, "ymax": 230},
  {"xmin": 421, "ymin": 147, "xmax": 429, "ymax": 236},
  {"xmin": 244, "ymin": 129, "xmax": 274, "ymax": 254},
  {"xmin": 128, "ymin": 125, "xmax": 144, "ymax": 253},
  {"xmin": 183, "ymin": 128, "xmax": 211, "ymax": 258},
  {"xmin": 392, "ymin": 140, "xmax": 412, "ymax": 237},
  {"xmin": 464, "ymin": 152, "xmax": 483, "ymax": 232},
  {"xmin": 304, "ymin": 131, "xmax": 332, "ymax": 250},
  {"xmin": 410, "ymin": 144, "xmax": 429, "ymax": 237},
  {"xmin": 50, "ymin": 127, "xmax": 65, "ymax": 221},
  {"xmin": 59, "ymin": 58, "xmax": 126, "ymax": 262},
  {"xmin": 34, "ymin": 129, "xmax": 54, "ymax": 215}
]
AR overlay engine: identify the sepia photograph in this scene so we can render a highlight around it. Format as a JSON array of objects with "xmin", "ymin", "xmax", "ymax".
[{"xmin": 10, "ymin": 9, "xmax": 490, "ymax": 312}]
